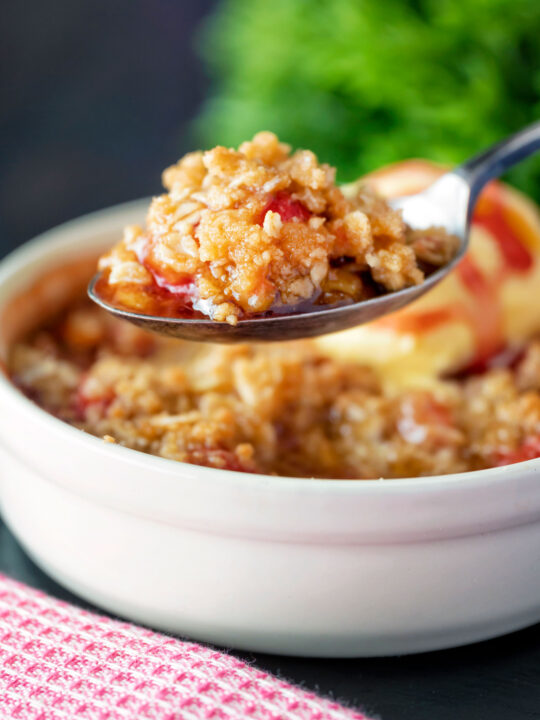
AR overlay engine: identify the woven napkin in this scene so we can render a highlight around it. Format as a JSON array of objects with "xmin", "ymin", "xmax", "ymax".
[{"xmin": 0, "ymin": 574, "xmax": 370, "ymax": 719}]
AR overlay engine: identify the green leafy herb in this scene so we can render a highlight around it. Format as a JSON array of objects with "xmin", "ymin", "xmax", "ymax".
[{"xmin": 195, "ymin": 0, "xmax": 540, "ymax": 196}]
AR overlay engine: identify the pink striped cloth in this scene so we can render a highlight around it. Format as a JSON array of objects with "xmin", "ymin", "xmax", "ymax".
[{"xmin": 0, "ymin": 574, "xmax": 370, "ymax": 720}]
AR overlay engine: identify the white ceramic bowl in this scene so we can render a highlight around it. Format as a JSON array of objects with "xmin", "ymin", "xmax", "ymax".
[{"xmin": 1, "ymin": 200, "xmax": 540, "ymax": 658}]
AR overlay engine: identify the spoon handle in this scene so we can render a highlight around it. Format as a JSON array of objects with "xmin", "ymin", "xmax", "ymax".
[{"xmin": 456, "ymin": 120, "xmax": 540, "ymax": 210}]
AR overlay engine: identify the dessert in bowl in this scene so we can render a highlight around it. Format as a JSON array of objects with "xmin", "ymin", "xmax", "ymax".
[{"xmin": 0, "ymin": 157, "xmax": 540, "ymax": 656}]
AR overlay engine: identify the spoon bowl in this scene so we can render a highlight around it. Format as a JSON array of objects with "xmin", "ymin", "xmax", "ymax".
[
  {"xmin": 89, "ymin": 121, "xmax": 540, "ymax": 343},
  {"xmin": 89, "ymin": 261, "xmax": 458, "ymax": 342}
]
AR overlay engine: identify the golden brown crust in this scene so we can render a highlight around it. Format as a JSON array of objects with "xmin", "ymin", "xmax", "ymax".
[
  {"xmin": 98, "ymin": 133, "xmax": 456, "ymax": 324},
  {"xmin": 10, "ymin": 303, "xmax": 540, "ymax": 478}
]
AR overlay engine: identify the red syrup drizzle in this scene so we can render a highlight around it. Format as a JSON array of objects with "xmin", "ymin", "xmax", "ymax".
[
  {"xmin": 378, "ymin": 181, "xmax": 535, "ymax": 374},
  {"xmin": 474, "ymin": 189, "xmax": 534, "ymax": 273}
]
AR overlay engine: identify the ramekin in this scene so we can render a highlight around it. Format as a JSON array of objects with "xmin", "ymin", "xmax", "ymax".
[{"xmin": 0, "ymin": 200, "xmax": 539, "ymax": 657}]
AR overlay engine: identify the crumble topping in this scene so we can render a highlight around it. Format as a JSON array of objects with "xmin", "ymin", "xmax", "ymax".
[
  {"xmin": 10, "ymin": 302, "xmax": 540, "ymax": 478},
  {"xmin": 97, "ymin": 132, "xmax": 458, "ymax": 324}
]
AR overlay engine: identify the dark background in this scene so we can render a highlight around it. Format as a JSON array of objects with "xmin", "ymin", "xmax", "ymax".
[
  {"xmin": 2, "ymin": 2, "xmax": 540, "ymax": 718},
  {"xmin": 1, "ymin": 0, "xmax": 214, "ymax": 255}
]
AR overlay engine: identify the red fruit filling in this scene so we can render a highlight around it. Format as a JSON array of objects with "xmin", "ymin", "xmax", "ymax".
[
  {"xmin": 495, "ymin": 435, "xmax": 540, "ymax": 467},
  {"xmin": 262, "ymin": 192, "xmax": 312, "ymax": 223},
  {"xmin": 74, "ymin": 379, "xmax": 115, "ymax": 421}
]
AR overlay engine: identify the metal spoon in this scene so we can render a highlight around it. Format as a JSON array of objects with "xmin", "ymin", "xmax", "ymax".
[{"xmin": 89, "ymin": 121, "xmax": 540, "ymax": 343}]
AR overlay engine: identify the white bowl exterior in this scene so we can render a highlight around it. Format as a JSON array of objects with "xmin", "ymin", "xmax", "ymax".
[{"xmin": 0, "ymin": 201, "xmax": 539, "ymax": 656}]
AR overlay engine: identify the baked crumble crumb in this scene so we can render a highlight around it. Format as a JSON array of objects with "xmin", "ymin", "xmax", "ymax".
[
  {"xmin": 96, "ymin": 132, "xmax": 458, "ymax": 324},
  {"xmin": 10, "ymin": 302, "xmax": 540, "ymax": 478}
]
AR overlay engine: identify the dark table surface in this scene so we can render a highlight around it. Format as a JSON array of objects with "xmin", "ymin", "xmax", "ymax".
[
  {"xmin": 3, "ymin": 1, "xmax": 540, "ymax": 718},
  {"xmin": 1, "ymin": 518, "xmax": 540, "ymax": 720}
]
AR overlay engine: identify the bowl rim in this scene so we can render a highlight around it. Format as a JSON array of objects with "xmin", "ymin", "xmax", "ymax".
[{"xmin": 0, "ymin": 197, "xmax": 538, "ymax": 494}]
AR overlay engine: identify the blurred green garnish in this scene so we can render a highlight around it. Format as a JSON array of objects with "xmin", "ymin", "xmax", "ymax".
[{"xmin": 195, "ymin": 0, "xmax": 540, "ymax": 197}]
